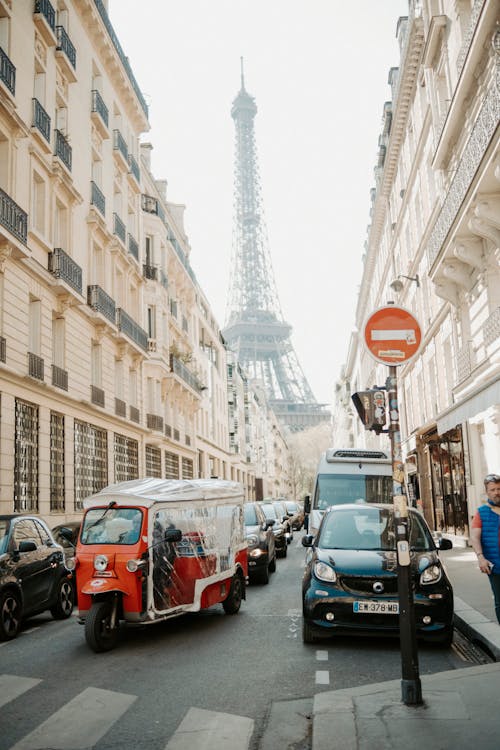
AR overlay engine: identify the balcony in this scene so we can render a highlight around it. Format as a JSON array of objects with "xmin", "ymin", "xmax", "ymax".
[
  {"xmin": 91, "ymin": 90, "xmax": 109, "ymax": 137},
  {"xmin": 143, "ymin": 263, "xmax": 157, "ymax": 281},
  {"xmin": 147, "ymin": 413, "xmax": 164, "ymax": 432},
  {"xmin": 0, "ymin": 336, "xmax": 6, "ymax": 363},
  {"xmin": 54, "ymin": 129, "xmax": 72, "ymax": 172},
  {"xmin": 128, "ymin": 233, "xmax": 139, "ymax": 261},
  {"xmin": 113, "ymin": 129, "xmax": 128, "ymax": 169},
  {"xmin": 170, "ymin": 354, "xmax": 204, "ymax": 394},
  {"xmin": 128, "ymin": 154, "xmax": 140, "ymax": 186},
  {"xmin": 33, "ymin": 0, "xmax": 57, "ymax": 45},
  {"xmin": 115, "ymin": 398, "xmax": 126, "ymax": 418},
  {"xmin": 55, "ymin": 26, "xmax": 76, "ymax": 81},
  {"xmin": 129, "ymin": 405, "xmax": 140, "ymax": 423},
  {"xmin": 0, "ymin": 46, "xmax": 16, "ymax": 95},
  {"xmin": 32, "ymin": 98, "xmax": 51, "ymax": 146},
  {"xmin": 116, "ymin": 308, "xmax": 148, "ymax": 351},
  {"xmin": 91, "ymin": 385, "xmax": 105, "ymax": 407},
  {"xmin": 51, "ymin": 364, "xmax": 68, "ymax": 391},
  {"xmin": 0, "ymin": 187, "xmax": 28, "ymax": 246},
  {"xmin": 48, "ymin": 247, "xmax": 82, "ymax": 295},
  {"xmin": 90, "ymin": 181, "xmax": 105, "ymax": 217},
  {"xmin": 28, "ymin": 353, "xmax": 44, "ymax": 381},
  {"xmin": 87, "ymin": 285, "xmax": 116, "ymax": 325},
  {"xmin": 113, "ymin": 212, "xmax": 126, "ymax": 244}
]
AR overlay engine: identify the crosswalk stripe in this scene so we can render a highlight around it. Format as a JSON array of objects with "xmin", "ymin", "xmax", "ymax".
[
  {"xmin": 0, "ymin": 675, "xmax": 41, "ymax": 709},
  {"xmin": 315, "ymin": 670, "xmax": 330, "ymax": 685},
  {"xmin": 10, "ymin": 687, "xmax": 137, "ymax": 750},
  {"xmin": 165, "ymin": 707, "xmax": 254, "ymax": 750}
]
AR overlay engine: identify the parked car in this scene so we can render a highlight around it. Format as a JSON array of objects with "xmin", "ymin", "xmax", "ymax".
[
  {"xmin": 0, "ymin": 515, "xmax": 74, "ymax": 640},
  {"xmin": 272, "ymin": 499, "xmax": 294, "ymax": 543},
  {"xmin": 302, "ymin": 503, "xmax": 453, "ymax": 646},
  {"xmin": 51, "ymin": 520, "xmax": 81, "ymax": 559},
  {"xmin": 260, "ymin": 502, "xmax": 288, "ymax": 558},
  {"xmin": 283, "ymin": 499, "xmax": 304, "ymax": 531},
  {"xmin": 244, "ymin": 502, "xmax": 276, "ymax": 584}
]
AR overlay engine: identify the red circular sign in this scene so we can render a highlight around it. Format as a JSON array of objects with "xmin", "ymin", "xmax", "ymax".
[{"xmin": 363, "ymin": 306, "xmax": 422, "ymax": 365}]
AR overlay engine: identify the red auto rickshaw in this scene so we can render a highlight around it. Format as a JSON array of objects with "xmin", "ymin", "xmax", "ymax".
[{"xmin": 67, "ymin": 478, "xmax": 248, "ymax": 652}]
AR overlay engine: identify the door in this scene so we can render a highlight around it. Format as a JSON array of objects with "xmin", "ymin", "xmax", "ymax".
[{"xmin": 10, "ymin": 519, "xmax": 54, "ymax": 610}]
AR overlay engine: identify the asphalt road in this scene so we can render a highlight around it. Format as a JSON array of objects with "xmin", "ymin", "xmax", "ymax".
[{"xmin": 0, "ymin": 533, "xmax": 477, "ymax": 750}]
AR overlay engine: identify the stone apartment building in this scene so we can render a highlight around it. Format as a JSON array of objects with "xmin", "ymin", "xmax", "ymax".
[
  {"xmin": 333, "ymin": 0, "xmax": 499, "ymax": 542},
  {"xmin": 0, "ymin": 0, "xmax": 289, "ymax": 522}
]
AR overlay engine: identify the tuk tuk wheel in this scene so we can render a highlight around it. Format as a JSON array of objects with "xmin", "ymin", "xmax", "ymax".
[
  {"xmin": 85, "ymin": 600, "xmax": 119, "ymax": 652},
  {"xmin": 222, "ymin": 574, "xmax": 244, "ymax": 615}
]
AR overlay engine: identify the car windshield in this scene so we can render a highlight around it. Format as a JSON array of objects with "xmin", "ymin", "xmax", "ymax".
[
  {"xmin": 274, "ymin": 503, "xmax": 285, "ymax": 517},
  {"xmin": 318, "ymin": 507, "xmax": 433, "ymax": 551},
  {"xmin": 80, "ymin": 508, "xmax": 143, "ymax": 545},
  {"xmin": 244, "ymin": 505, "xmax": 258, "ymax": 525},
  {"xmin": 316, "ymin": 473, "xmax": 393, "ymax": 509},
  {"xmin": 0, "ymin": 520, "xmax": 10, "ymax": 554},
  {"xmin": 261, "ymin": 504, "xmax": 278, "ymax": 520}
]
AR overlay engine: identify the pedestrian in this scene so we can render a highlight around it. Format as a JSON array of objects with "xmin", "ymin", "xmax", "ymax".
[{"xmin": 471, "ymin": 473, "xmax": 500, "ymax": 624}]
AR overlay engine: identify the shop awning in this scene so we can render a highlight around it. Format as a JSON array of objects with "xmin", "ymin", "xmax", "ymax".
[{"xmin": 436, "ymin": 377, "xmax": 500, "ymax": 434}]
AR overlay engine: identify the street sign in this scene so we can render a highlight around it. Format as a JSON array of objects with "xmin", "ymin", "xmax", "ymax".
[{"xmin": 363, "ymin": 306, "xmax": 422, "ymax": 365}]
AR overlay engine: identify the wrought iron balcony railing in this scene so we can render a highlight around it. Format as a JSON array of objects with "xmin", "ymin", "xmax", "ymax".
[
  {"xmin": 28, "ymin": 352, "xmax": 44, "ymax": 381},
  {"xmin": 91, "ymin": 89, "xmax": 109, "ymax": 128},
  {"xmin": 87, "ymin": 285, "xmax": 116, "ymax": 324},
  {"xmin": 90, "ymin": 181, "xmax": 105, "ymax": 216},
  {"xmin": 48, "ymin": 247, "xmax": 82, "ymax": 294},
  {"xmin": 54, "ymin": 129, "xmax": 72, "ymax": 171},
  {"xmin": 32, "ymin": 98, "xmax": 51, "ymax": 143},
  {"xmin": 115, "ymin": 398, "xmax": 126, "ymax": 418},
  {"xmin": 143, "ymin": 263, "xmax": 157, "ymax": 281},
  {"xmin": 128, "ymin": 233, "xmax": 139, "ymax": 260},
  {"xmin": 0, "ymin": 46, "xmax": 15, "ymax": 94},
  {"xmin": 128, "ymin": 154, "xmax": 140, "ymax": 183},
  {"xmin": 34, "ymin": 0, "xmax": 56, "ymax": 31},
  {"xmin": 113, "ymin": 129, "xmax": 128, "ymax": 162},
  {"xmin": 0, "ymin": 187, "xmax": 28, "ymax": 244},
  {"xmin": 169, "ymin": 354, "xmax": 203, "ymax": 393},
  {"xmin": 113, "ymin": 212, "xmax": 126, "ymax": 243},
  {"xmin": 147, "ymin": 413, "xmax": 164, "ymax": 432},
  {"xmin": 129, "ymin": 405, "xmax": 140, "ymax": 423},
  {"xmin": 91, "ymin": 385, "xmax": 105, "ymax": 407},
  {"xmin": 0, "ymin": 336, "xmax": 6, "ymax": 363},
  {"xmin": 116, "ymin": 308, "xmax": 148, "ymax": 351},
  {"xmin": 56, "ymin": 25, "xmax": 76, "ymax": 69},
  {"xmin": 51, "ymin": 364, "xmax": 68, "ymax": 391}
]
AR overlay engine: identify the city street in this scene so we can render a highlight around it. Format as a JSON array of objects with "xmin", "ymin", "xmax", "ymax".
[{"xmin": 0, "ymin": 535, "xmax": 482, "ymax": 750}]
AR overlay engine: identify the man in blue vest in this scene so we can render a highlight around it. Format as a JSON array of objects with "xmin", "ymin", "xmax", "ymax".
[{"xmin": 471, "ymin": 473, "xmax": 500, "ymax": 624}]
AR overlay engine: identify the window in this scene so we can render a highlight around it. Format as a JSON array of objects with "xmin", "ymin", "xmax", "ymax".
[
  {"xmin": 165, "ymin": 451, "xmax": 179, "ymax": 479},
  {"xmin": 32, "ymin": 172, "xmax": 46, "ymax": 234},
  {"xmin": 52, "ymin": 315, "xmax": 65, "ymax": 368},
  {"xmin": 147, "ymin": 305, "xmax": 156, "ymax": 339},
  {"xmin": 91, "ymin": 340, "xmax": 101, "ymax": 387},
  {"xmin": 54, "ymin": 198, "xmax": 68, "ymax": 249},
  {"xmin": 29, "ymin": 297, "xmax": 41, "ymax": 355},
  {"xmin": 181, "ymin": 457, "xmax": 194, "ymax": 480},
  {"xmin": 114, "ymin": 433, "xmax": 138, "ymax": 482},
  {"xmin": 50, "ymin": 412, "xmax": 65, "ymax": 512},
  {"xmin": 146, "ymin": 445, "xmax": 162, "ymax": 477},
  {"xmin": 74, "ymin": 420, "xmax": 107, "ymax": 511},
  {"xmin": 115, "ymin": 358, "xmax": 124, "ymax": 400},
  {"xmin": 14, "ymin": 399, "xmax": 39, "ymax": 512}
]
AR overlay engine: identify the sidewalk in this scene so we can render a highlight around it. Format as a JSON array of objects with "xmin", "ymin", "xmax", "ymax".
[{"xmin": 311, "ymin": 544, "xmax": 500, "ymax": 750}]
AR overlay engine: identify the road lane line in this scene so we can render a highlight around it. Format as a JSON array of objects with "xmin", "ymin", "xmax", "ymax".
[
  {"xmin": 10, "ymin": 687, "xmax": 137, "ymax": 750},
  {"xmin": 0, "ymin": 675, "xmax": 41, "ymax": 709},
  {"xmin": 316, "ymin": 650, "xmax": 328, "ymax": 661},
  {"xmin": 315, "ymin": 670, "xmax": 330, "ymax": 685},
  {"xmin": 165, "ymin": 707, "xmax": 254, "ymax": 750}
]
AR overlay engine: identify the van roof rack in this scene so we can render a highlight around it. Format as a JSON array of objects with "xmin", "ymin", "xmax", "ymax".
[{"xmin": 327, "ymin": 449, "xmax": 389, "ymax": 461}]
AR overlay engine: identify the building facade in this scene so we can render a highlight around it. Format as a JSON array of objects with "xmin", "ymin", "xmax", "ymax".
[
  {"xmin": 333, "ymin": 0, "xmax": 499, "ymax": 541},
  {"xmin": 0, "ymin": 0, "xmax": 289, "ymax": 522}
]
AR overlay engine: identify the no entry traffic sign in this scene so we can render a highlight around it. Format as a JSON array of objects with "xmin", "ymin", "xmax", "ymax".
[{"xmin": 363, "ymin": 305, "xmax": 422, "ymax": 365}]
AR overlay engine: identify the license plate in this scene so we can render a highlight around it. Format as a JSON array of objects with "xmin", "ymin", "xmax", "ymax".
[{"xmin": 353, "ymin": 601, "xmax": 399, "ymax": 614}]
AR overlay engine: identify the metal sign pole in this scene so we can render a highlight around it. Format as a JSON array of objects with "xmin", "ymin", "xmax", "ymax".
[{"xmin": 387, "ymin": 367, "xmax": 422, "ymax": 705}]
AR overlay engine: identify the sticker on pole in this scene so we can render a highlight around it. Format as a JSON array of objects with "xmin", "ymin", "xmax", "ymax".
[{"xmin": 363, "ymin": 306, "xmax": 422, "ymax": 365}]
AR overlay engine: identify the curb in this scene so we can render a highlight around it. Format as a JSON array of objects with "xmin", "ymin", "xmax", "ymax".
[{"xmin": 453, "ymin": 596, "xmax": 500, "ymax": 660}]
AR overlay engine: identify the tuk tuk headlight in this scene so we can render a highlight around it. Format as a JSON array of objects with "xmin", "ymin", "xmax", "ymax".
[
  {"xmin": 94, "ymin": 554, "xmax": 109, "ymax": 572},
  {"xmin": 313, "ymin": 561, "xmax": 337, "ymax": 583},
  {"xmin": 126, "ymin": 558, "xmax": 146, "ymax": 573},
  {"xmin": 420, "ymin": 564, "xmax": 442, "ymax": 584}
]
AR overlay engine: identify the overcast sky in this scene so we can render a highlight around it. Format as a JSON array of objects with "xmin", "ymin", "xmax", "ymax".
[{"xmin": 109, "ymin": 0, "xmax": 408, "ymax": 406}]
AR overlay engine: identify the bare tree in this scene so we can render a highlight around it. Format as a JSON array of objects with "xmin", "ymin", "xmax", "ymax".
[{"xmin": 288, "ymin": 423, "xmax": 332, "ymax": 501}]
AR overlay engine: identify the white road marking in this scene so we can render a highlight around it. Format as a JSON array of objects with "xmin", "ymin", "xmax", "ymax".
[
  {"xmin": 165, "ymin": 707, "xmax": 254, "ymax": 750},
  {"xmin": 316, "ymin": 650, "xmax": 328, "ymax": 661},
  {"xmin": 315, "ymin": 670, "xmax": 330, "ymax": 685},
  {"xmin": 0, "ymin": 675, "xmax": 41, "ymax": 709},
  {"xmin": 10, "ymin": 687, "xmax": 137, "ymax": 750}
]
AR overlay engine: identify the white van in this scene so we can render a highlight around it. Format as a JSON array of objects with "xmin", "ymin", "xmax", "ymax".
[{"xmin": 305, "ymin": 449, "xmax": 393, "ymax": 536}]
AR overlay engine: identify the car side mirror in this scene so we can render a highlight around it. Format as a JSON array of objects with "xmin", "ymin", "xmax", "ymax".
[
  {"xmin": 58, "ymin": 527, "xmax": 77, "ymax": 546},
  {"xmin": 265, "ymin": 519, "xmax": 275, "ymax": 529},
  {"xmin": 438, "ymin": 538, "xmax": 453, "ymax": 551},
  {"xmin": 164, "ymin": 528, "xmax": 183, "ymax": 543},
  {"xmin": 18, "ymin": 540, "xmax": 38, "ymax": 553},
  {"xmin": 302, "ymin": 535, "xmax": 314, "ymax": 547}
]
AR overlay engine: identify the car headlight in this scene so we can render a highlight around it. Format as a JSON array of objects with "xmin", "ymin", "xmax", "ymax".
[
  {"xmin": 249, "ymin": 548, "xmax": 265, "ymax": 558},
  {"xmin": 246, "ymin": 534, "xmax": 258, "ymax": 546},
  {"xmin": 94, "ymin": 554, "xmax": 109, "ymax": 572},
  {"xmin": 313, "ymin": 561, "xmax": 337, "ymax": 583},
  {"xmin": 420, "ymin": 564, "xmax": 442, "ymax": 584},
  {"xmin": 65, "ymin": 556, "xmax": 76, "ymax": 571}
]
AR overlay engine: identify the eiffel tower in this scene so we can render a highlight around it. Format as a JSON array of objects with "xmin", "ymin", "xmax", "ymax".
[{"xmin": 223, "ymin": 61, "xmax": 330, "ymax": 433}]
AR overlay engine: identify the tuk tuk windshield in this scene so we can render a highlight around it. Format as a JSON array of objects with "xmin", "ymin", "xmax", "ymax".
[{"xmin": 80, "ymin": 508, "xmax": 143, "ymax": 545}]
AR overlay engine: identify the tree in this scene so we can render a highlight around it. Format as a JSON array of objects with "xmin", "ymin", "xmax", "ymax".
[{"xmin": 287, "ymin": 423, "xmax": 331, "ymax": 500}]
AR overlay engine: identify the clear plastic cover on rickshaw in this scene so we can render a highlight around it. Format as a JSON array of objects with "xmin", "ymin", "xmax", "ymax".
[{"xmin": 79, "ymin": 478, "xmax": 247, "ymax": 618}]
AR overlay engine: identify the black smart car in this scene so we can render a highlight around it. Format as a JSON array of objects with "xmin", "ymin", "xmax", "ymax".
[
  {"xmin": 302, "ymin": 503, "xmax": 454, "ymax": 646},
  {"xmin": 0, "ymin": 515, "xmax": 74, "ymax": 640},
  {"xmin": 244, "ymin": 502, "xmax": 276, "ymax": 584},
  {"xmin": 260, "ymin": 502, "xmax": 288, "ymax": 558}
]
